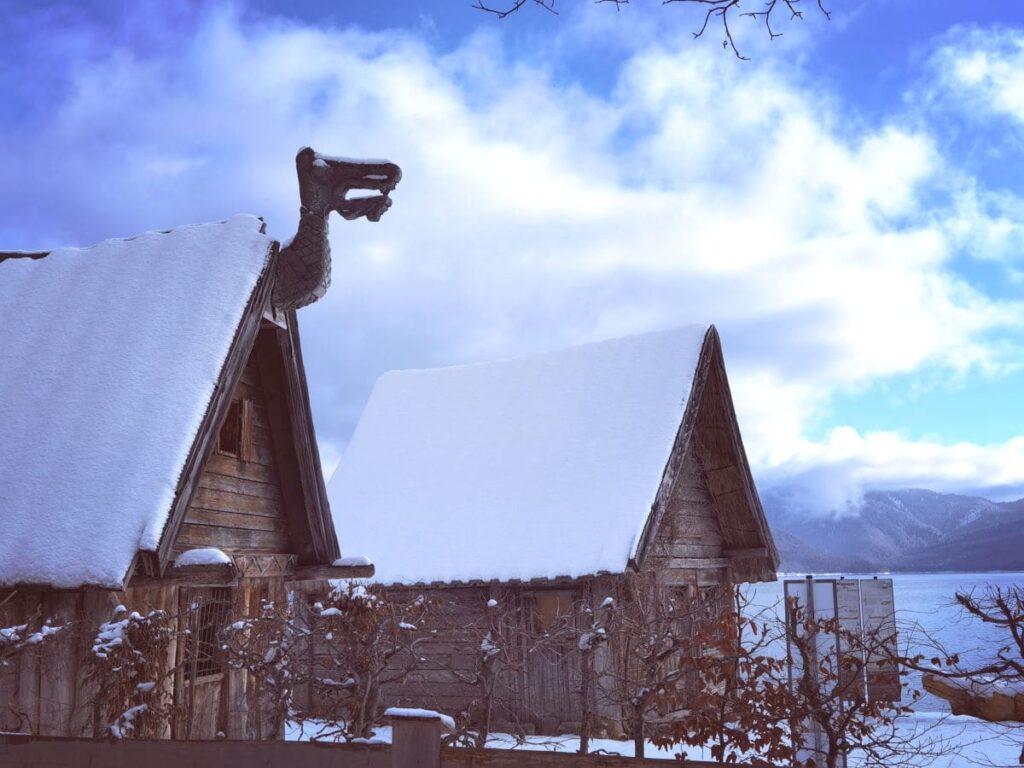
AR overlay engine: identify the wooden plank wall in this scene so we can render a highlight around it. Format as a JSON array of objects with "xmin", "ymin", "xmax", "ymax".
[
  {"xmin": 303, "ymin": 583, "xmax": 599, "ymax": 736},
  {"xmin": 642, "ymin": 448, "xmax": 727, "ymax": 588},
  {"xmin": 0, "ymin": 587, "xmax": 119, "ymax": 737},
  {"xmin": 643, "ymin": 360, "xmax": 775, "ymax": 586},
  {"xmin": 693, "ymin": 366, "xmax": 765, "ymax": 559},
  {"xmin": 174, "ymin": 355, "xmax": 293, "ymax": 558}
]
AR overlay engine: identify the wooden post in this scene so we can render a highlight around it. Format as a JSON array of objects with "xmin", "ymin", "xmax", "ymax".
[{"xmin": 388, "ymin": 709, "xmax": 450, "ymax": 768}]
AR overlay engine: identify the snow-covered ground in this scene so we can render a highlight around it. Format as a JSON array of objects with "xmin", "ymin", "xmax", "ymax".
[
  {"xmin": 286, "ymin": 710, "xmax": 1020, "ymax": 765},
  {"xmin": 284, "ymin": 717, "xmax": 715, "ymax": 760}
]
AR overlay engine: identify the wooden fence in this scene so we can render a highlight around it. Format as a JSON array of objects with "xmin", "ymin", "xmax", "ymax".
[{"xmin": 0, "ymin": 713, "xmax": 744, "ymax": 768}]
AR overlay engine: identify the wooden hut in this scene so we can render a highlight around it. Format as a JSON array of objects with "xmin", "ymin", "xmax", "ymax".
[
  {"xmin": 319, "ymin": 325, "xmax": 779, "ymax": 735},
  {"xmin": 0, "ymin": 150, "xmax": 401, "ymax": 739}
]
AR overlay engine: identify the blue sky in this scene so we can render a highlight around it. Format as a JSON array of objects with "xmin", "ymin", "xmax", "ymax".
[{"xmin": 3, "ymin": 0, "xmax": 1024, "ymax": 511}]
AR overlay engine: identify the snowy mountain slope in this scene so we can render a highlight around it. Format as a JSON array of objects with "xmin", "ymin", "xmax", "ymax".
[{"xmin": 763, "ymin": 489, "xmax": 1022, "ymax": 573}]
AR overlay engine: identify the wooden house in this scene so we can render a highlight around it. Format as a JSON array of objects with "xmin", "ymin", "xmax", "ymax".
[
  {"xmin": 319, "ymin": 325, "xmax": 779, "ymax": 736},
  {"xmin": 0, "ymin": 150, "xmax": 400, "ymax": 739}
]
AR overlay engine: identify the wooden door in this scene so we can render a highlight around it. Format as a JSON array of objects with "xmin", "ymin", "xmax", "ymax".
[{"xmin": 524, "ymin": 591, "xmax": 581, "ymax": 733}]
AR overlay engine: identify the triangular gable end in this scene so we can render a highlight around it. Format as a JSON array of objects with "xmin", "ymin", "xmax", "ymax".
[
  {"xmin": 132, "ymin": 279, "xmax": 339, "ymax": 585},
  {"xmin": 632, "ymin": 326, "xmax": 778, "ymax": 585}
]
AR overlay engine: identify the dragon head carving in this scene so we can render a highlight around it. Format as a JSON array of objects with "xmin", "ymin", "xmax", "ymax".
[
  {"xmin": 274, "ymin": 147, "xmax": 402, "ymax": 310},
  {"xmin": 295, "ymin": 146, "xmax": 402, "ymax": 222}
]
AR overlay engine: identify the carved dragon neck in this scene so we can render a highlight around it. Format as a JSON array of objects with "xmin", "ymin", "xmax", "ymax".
[{"xmin": 273, "ymin": 147, "xmax": 402, "ymax": 311}]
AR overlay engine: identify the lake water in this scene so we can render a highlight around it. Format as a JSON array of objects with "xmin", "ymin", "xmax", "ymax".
[{"xmin": 749, "ymin": 571, "xmax": 1024, "ymax": 767}]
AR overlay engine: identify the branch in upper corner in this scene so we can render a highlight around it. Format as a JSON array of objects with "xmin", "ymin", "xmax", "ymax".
[
  {"xmin": 472, "ymin": 0, "xmax": 559, "ymax": 19},
  {"xmin": 472, "ymin": 0, "xmax": 831, "ymax": 60},
  {"xmin": 666, "ymin": 0, "xmax": 831, "ymax": 59}
]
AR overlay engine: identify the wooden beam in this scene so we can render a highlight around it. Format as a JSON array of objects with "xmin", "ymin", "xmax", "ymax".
[
  {"xmin": 290, "ymin": 563, "xmax": 375, "ymax": 581},
  {"xmin": 128, "ymin": 563, "xmax": 237, "ymax": 588},
  {"xmin": 261, "ymin": 306, "xmax": 287, "ymax": 328},
  {"xmin": 724, "ymin": 547, "xmax": 768, "ymax": 560},
  {"xmin": 282, "ymin": 315, "xmax": 341, "ymax": 563},
  {"xmin": 662, "ymin": 557, "xmax": 731, "ymax": 569}
]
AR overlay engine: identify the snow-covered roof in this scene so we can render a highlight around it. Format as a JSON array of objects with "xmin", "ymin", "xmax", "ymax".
[
  {"xmin": 0, "ymin": 215, "xmax": 274, "ymax": 589},
  {"xmin": 328, "ymin": 326, "xmax": 710, "ymax": 585}
]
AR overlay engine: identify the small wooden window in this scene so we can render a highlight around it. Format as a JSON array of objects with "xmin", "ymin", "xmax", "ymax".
[
  {"xmin": 181, "ymin": 587, "xmax": 233, "ymax": 682},
  {"xmin": 531, "ymin": 591, "xmax": 574, "ymax": 635},
  {"xmin": 217, "ymin": 399, "xmax": 253, "ymax": 460}
]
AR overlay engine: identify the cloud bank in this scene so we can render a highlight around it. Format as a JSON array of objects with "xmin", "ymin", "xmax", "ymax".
[{"xmin": 2, "ymin": 5, "xmax": 1022, "ymax": 514}]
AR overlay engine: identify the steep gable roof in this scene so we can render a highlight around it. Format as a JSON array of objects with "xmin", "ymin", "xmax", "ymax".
[
  {"xmin": 328, "ymin": 325, "xmax": 773, "ymax": 586},
  {"xmin": 0, "ymin": 216, "xmax": 277, "ymax": 589}
]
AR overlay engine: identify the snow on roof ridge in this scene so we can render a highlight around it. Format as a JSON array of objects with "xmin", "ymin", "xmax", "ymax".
[
  {"xmin": 329, "ymin": 324, "xmax": 712, "ymax": 586},
  {"xmin": 379, "ymin": 323, "xmax": 712, "ymax": 380},
  {"xmin": 38, "ymin": 214, "xmax": 267, "ymax": 258}
]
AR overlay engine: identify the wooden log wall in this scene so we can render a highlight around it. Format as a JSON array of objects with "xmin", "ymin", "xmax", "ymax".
[
  {"xmin": 0, "ymin": 587, "xmax": 119, "ymax": 737},
  {"xmin": 301, "ymin": 582, "xmax": 604, "ymax": 736},
  {"xmin": 173, "ymin": 356, "xmax": 293, "ymax": 558}
]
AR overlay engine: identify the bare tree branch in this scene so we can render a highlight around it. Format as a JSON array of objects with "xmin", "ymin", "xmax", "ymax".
[
  {"xmin": 472, "ymin": 0, "xmax": 558, "ymax": 20},
  {"xmin": 475, "ymin": 0, "xmax": 833, "ymax": 59}
]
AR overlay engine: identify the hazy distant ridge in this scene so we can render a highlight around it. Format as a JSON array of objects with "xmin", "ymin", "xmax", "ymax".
[{"xmin": 761, "ymin": 489, "xmax": 1024, "ymax": 573}]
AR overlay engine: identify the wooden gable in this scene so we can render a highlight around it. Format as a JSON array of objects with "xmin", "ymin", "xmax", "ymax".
[
  {"xmin": 128, "ymin": 268, "xmax": 343, "ymax": 585},
  {"xmin": 633, "ymin": 326, "xmax": 778, "ymax": 586},
  {"xmin": 173, "ymin": 350, "xmax": 294, "ymax": 559}
]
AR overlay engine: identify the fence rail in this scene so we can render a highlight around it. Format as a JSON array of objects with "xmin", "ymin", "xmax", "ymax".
[{"xmin": 0, "ymin": 723, "xmax": 744, "ymax": 768}]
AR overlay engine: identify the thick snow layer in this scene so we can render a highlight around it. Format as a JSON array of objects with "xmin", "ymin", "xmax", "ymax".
[
  {"xmin": 333, "ymin": 555, "xmax": 372, "ymax": 567},
  {"xmin": 0, "ymin": 216, "xmax": 273, "ymax": 589},
  {"xmin": 328, "ymin": 326, "xmax": 708, "ymax": 585},
  {"xmin": 174, "ymin": 548, "xmax": 232, "ymax": 567},
  {"xmin": 383, "ymin": 707, "xmax": 456, "ymax": 732}
]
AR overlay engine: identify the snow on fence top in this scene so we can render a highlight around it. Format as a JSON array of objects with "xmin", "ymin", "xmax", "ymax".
[
  {"xmin": 328, "ymin": 325, "xmax": 709, "ymax": 586},
  {"xmin": 0, "ymin": 216, "xmax": 273, "ymax": 589}
]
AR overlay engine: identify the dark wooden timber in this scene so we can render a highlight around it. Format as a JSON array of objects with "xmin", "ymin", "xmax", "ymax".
[
  {"xmin": 128, "ymin": 563, "xmax": 237, "ymax": 588},
  {"xmin": 290, "ymin": 563, "xmax": 375, "ymax": 581}
]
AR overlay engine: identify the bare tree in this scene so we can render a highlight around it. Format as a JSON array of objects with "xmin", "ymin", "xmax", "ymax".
[
  {"xmin": 220, "ymin": 599, "xmax": 303, "ymax": 740},
  {"xmin": 590, "ymin": 575, "xmax": 734, "ymax": 758},
  {"xmin": 589, "ymin": 581, "xmax": 954, "ymax": 766},
  {"xmin": 953, "ymin": 586, "xmax": 1024, "ymax": 685},
  {"xmin": 435, "ymin": 590, "xmax": 573, "ymax": 749},
  {"xmin": 777, "ymin": 597, "xmax": 956, "ymax": 768},
  {"xmin": 577, "ymin": 594, "xmax": 613, "ymax": 755},
  {"xmin": 86, "ymin": 605, "xmax": 178, "ymax": 739},
  {"xmin": 302, "ymin": 583, "xmax": 433, "ymax": 741},
  {"xmin": 912, "ymin": 585, "xmax": 1024, "ymax": 766},
  {"xmin": 472, "ymin": 0, "xmax": 832, "ymax": 59},
  {"xmin": 0, "ymin": 611, "xmax": 65, "ymax": 667},
  {"xmin": 666, "ymin": 588, "xmax": 792, "ymax": 765}
]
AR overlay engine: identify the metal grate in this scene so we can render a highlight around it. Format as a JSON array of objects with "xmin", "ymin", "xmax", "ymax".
[{"xmin": 182, "ymin": 587, "xmax": 233, "ymax": 681}]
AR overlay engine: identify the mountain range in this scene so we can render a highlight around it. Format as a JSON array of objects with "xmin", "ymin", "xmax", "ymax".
[{"xmin": 760, "ymin": 488, "xmax": 1024, "ymax": 573}]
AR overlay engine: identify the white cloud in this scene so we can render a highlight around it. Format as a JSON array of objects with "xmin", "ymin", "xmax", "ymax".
[
  {"xmin": 3, "ymin": 6, "xmax": 1023, "ymax": 513},
  {"xmin": 762, "ymin": 426, "xmax": 1024, "ymax": 510},
  {"xmin": 930, "ymin": 26, "xmax": 1024, "ymax": 124}
]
